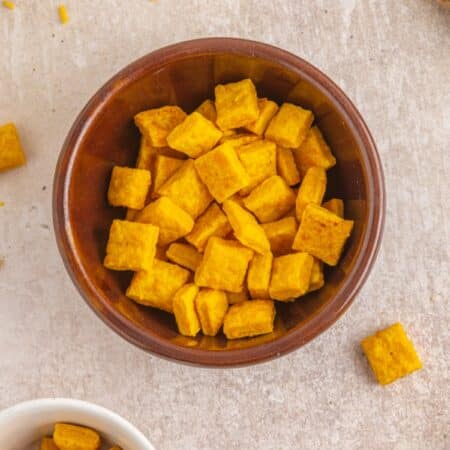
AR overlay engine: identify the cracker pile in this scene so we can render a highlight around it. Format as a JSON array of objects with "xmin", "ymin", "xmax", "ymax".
[{"xmin": 104, "ymin": 79, "xmax": 354, "ymax": 340}]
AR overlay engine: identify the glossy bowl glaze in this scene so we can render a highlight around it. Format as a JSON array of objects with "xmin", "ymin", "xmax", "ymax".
[{"xmin": 53, "ymin": 38, "xmax": 385, "ymax": 367}]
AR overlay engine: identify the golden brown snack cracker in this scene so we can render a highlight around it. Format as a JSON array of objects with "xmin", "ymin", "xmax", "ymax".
[
  {"xmin": 195, "ymin": 237, "xmax": 253, "ymax": 293},
  {"xmin": 295, "ymin": 166, "xmax": 327, "ymax": 221},
  {"xmin": 243, "ymin": 175, "xmax": 296, "ymax": 223},
  {"xmin": 53, "ymin": 423, "xmax": 101, "ymax": 450},
  {"xmin": 194, "ymin": 142, "xmax": 250, "ymax": 203},
  {"xmin": 222, "ymin": 199, "xmax": 270, "ymax": 254},
  {"xmin": 195, "ymin": 99, "xmax": 217, "ymax": 122},
  {"xmin": 261, "ymin": 217, "xmax": 297, "ymax": 255},
  {"xmin": 152, "ymin": 154, "xmax": 184, "ymax": 193},
  {"xmin": 107, "ymin": 166, "xmax": 151, "ymax": 210},
  {"xmin": 136, "ymin": 197, "xmax": 194, "ymax": 245},
  {"xmin": 292, "ymin": 204, "xmax": 354, "ymax": 266},
  {"xmin": 173, "ymin": 284, "xmax": 201, "ymax": 337},
  {"xmin": 276, "ymin": 146, "xmax": 300, "ymax": 186},
  {"xmin": 215, "ymin": 79, "xmax": 259, "ymax": 130},
  {"xmin": 265, "ymin": 103, "xmax": 313, "ymax": 148},
  {"xmin": 104, "ymin": 220, "xmax": 159, "ymax": 272},
  {"xmin": 167, "ymin": 112, "xmax": 222, "ymax": 158},
  {"xmin": 195, "ymin": 288, "xmax": 229, "ymax": 336},
  {"xmin": 135, "ymin": 106, "xmax": 186, "ymax": 147},
  {"xmin": 322, "ymin": 198, "xmax": 344, "ymax": 218},
  {"xmin": 223, "ymin": 300, "xmax": 275, "ymax": 339},
  {"xmin": 247, "ymin": 252, "xmax": 273, "ymax": 299},
  {"xmin": 157, "ymin": 160, "xmax": 213, "ymax": 218},
  {"xmin": 126, "ymin": 259, "xmax": 190, "ymax": 312},
  {"xmin": 269, "ymin": 252, "xmax": 314, "ymax": 301},
  {"xmin": 308, "ymin": 258, "xmax": 324, "ymax": 292},
  {"xmin": 244, "ymin": 98, "xmax": 279, "ymax": 136},
  {"xmin": 293, "ymin": 126, "xmax": 336, "ymax": 175},
  {"xmin": 166, "ymin": 243, "xmax": 202, "ymax": 271},
  {"xmin": 361, "ymin": 323, "xmax": 422, "ymax": 385},
  {"xmin": 185, "ymin": 202, "xmax": 231, "ymax": 251},
  {"xmin": 236, "ymin": 140, "xmax": 277, "ymax": 195}
]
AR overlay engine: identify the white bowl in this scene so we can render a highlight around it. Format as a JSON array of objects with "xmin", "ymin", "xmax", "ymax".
[{"xmin": 0, "ymin": 398, "xmax": 154, "ymax": 450}]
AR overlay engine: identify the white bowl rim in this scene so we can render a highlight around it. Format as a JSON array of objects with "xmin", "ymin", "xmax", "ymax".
[{"xmin": 0, "ymin": 398, "xmax": 154, "ymax": 450}]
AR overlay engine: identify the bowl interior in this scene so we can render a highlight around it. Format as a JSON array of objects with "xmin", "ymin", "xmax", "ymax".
[{"xmin": 55, "ymin": 43, "xmax": 377, "ymax": 364}]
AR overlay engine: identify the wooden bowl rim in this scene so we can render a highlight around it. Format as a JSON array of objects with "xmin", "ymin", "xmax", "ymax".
[{"xmin": 53, "ymin": 38, "xmax": 385, "ymax": 367}]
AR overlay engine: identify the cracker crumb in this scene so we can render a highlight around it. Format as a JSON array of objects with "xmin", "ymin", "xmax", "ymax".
[
  {"xmin": 58, "ymin": 4, "xmax": 69, "ymax": 24},
  {"xmin": 2, "ymin": 1, "xmax": 15, "ymax": 10}
]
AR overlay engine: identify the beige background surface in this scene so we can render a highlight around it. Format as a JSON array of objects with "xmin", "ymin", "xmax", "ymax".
[{"xmin": 0, "ymin": 1, "xmax": 449, "ymax": 449}]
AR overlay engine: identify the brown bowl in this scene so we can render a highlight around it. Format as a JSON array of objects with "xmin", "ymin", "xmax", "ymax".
[{"xmin": 53, "ymin": 38, "xmax": 385, "ymax": 367}]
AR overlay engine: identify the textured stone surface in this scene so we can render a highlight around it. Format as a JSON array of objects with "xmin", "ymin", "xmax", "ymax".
[{"xmin": 0, "ymin": 1, "xmax": 449, "ymax": 449}]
